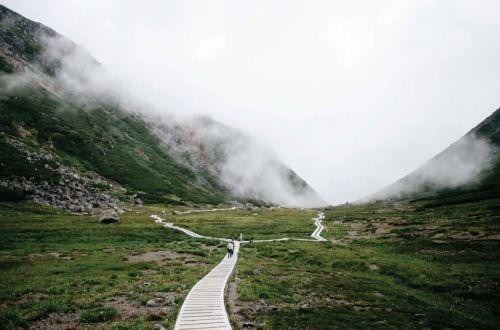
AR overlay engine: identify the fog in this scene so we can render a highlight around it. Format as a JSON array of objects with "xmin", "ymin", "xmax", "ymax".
[
  {"xmin": 3, "ymin": 0, "xmax": 500, "ymax": 204},
  {"xmin": 0, "ymin": 29, "xmax": 326, "ymax": 207},
  {"xmin": 365, "ymin": 134, "xmax": 497, "ymax": 201},
  {"xmin": 182, "ymin": 117, "xmax": 326, "ymax": 207}
]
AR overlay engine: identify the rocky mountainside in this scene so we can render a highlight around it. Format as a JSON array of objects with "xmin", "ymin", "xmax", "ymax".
[
  {"xmin": 0, "ymin": 4, "xmax": 325, "ymax": 212},
  {"xmin": 366, "ymin": 108, "xmax": 500, "ymax": 204}
]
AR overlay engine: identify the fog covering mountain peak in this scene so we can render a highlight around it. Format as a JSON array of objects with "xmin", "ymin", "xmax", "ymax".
[
  {"xmin": 178, "ymin": 116, "xmax": 326, "ymax": 207},
  {"xmin": 0, "ymin": 4, "xmax": 325, "ymax": 208},
  {"xmin": 365, "ymin": 108, "xmax": 500, "ymax": 202}
]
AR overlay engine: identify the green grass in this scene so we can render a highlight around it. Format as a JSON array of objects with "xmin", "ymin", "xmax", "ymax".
[
  {"xmin": 79, "ymin": 307, "xmax": 118, "ymax": 323},
  {"xmin": 0, "ymin": 202, "xmax": 225, "ymax": 329},
  {"xmin": 170, "ymin": 208, "xmax": 317, "ymax": 240},
  {"xmin": 2, "ymin": 199, "xmax": 499, "ymax": 329},
  {"xmin": 233, "ymin": 199, "xmax": 500, "ymax": 329}
]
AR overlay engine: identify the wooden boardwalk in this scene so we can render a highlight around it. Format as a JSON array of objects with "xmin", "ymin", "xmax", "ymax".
[
  {"xmin": 174, "ymin": 241, "xmax": 239, "ymax": 330},
  {"xmin": 311, "ymin": 212, "xmax": 327, "ymax": 241},
  {"xmin": 152, "ymin": 210, "xmax": 326, "ymax": 329}
]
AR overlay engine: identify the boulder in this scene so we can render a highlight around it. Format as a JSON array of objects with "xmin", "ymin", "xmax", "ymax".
[{"xmin": 99, "ymin": 210, "xmax": 120, "ymax": 224}]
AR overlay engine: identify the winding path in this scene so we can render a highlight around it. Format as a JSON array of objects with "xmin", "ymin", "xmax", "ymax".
[{"xmin": 151, "ymin": 210, "xmax": 326, "ymax": 330}]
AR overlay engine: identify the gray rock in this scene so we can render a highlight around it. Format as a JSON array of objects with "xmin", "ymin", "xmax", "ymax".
[
  {"xmin": 99, "ymin": 210, "xmax": 120, "ymax": 224},
  {"xmin": 152, "ymin": 324, "xmax": 166, "ymax": 330},
  {"xmin": 146, "ymin": 299, "xmax": 157, "ymax": 307}
]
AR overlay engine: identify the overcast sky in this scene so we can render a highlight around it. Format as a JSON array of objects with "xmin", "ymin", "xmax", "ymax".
[{"xmin": 3, "ymin": 0, "xmax": 500, "ymax": 204}]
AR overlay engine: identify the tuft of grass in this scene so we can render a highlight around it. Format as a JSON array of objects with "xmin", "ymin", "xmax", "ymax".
[{"xmin": 79, "ymin": 307, "xmax": 118, "ymax": 323}]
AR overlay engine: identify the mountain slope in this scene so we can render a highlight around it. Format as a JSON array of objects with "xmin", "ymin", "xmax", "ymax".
[
  {"xmin": 0, "ymin": 4, "xmax": 324, "ymax": 210},
  {"xmin": 366, "ymin": 108, "xmax": 500, "ymax": 204},
  {"xmin": 178, "ymin": 117, "xmax": 325, "ymax": 207}
]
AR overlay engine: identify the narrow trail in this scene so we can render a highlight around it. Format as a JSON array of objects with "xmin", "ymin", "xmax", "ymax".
[
  {"xmin": 151, "ymin": 211, "xmax": 327, "ymax": 243},
  {"xmin": 151, "ymin": 209, "xmax": 327, "ymax": 329}
]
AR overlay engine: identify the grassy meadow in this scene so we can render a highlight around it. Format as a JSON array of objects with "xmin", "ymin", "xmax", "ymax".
[
  {"xmin": 0, "ymin": 202, "xmax": 225, "ymax": 329},
  {"xmin": 1, "ymin": 200, "xmax": 499, "ymax": 329},
  {"xmin": 232, "ymin": 199, "xmax": 500, "ymax": 329},
  {"xmin": 169, "ymin": 208, "xmax": 317, "ymax": 240}
]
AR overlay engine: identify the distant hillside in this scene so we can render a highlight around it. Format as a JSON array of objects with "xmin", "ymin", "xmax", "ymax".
[
  {"xmin": 178, "ymin": 117, "xmax": 325, "ymax": 207},
  {"xmin": 366, "ymin": 108, "xmax": 500, "ymax": 205},
  {"xmin": 0, "ymin": 4, "xmax": 325, "ymax": 211}
]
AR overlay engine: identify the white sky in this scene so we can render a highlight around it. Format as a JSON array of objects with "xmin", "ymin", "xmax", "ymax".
[{"xmin": 3, "ymin": 0, "xmax": 500, "ymax": 204}]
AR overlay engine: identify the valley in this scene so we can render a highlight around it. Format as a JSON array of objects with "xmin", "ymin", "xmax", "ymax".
[
  {"xmin": 1, "ymin": 199, "xmax": 498, "ymax": 329},
  {"xmin": 0, "ymin": 3, "xmax": 499, "ymax": 330}
]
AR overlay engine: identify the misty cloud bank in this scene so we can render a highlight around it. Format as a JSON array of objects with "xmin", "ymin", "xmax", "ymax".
[
  {"xmin": 150, "ymin": 115, "xmax": 326, "ymax": 207},
  {"xmin": 1, "ymin": 29, "xmax": 325, "ymax": 208},
  {"xmin": 367, "ymin": 134, "xmax": 497, "ymax": 201},
  {"xmin": 181, "ymin": 117, "xmax": 326, "ymax": 207}
]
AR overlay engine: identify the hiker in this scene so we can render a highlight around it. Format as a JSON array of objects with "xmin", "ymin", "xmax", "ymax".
[{"xmin": 227, "ymin": 241, "xmax": 233, "ymax": 258}]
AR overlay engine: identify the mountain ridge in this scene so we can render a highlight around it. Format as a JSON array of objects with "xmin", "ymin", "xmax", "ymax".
[{"xmin": 0, "ymin": 4, "xmax": 325, "ymax": 210}]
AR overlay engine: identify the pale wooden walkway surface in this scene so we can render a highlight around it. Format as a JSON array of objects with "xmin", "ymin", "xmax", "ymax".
[
  {"xmin": 151, "ymin": 210, "xmax": 326, "ymax": 330},
  {"xmin": 174, "ymin": 241, "xmax": 239, "ymax": 330}
]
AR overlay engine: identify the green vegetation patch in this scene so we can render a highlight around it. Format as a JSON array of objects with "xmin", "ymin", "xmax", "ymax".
[
  {"xmin": 233, "ymin": 199, "xmax": 500, "ymax": 329},
  {"xmin": 171, "ymin": 208, "xmax": 317, "ymax": 240},
  {"xmin": 79, "ymin": 307, "xmax": 118, "ymax": 323}
]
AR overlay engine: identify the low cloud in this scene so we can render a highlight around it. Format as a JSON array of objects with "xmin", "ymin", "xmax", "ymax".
[
  {"xmin": 181, "ymin": 117, "xmax": 326, "ymax": 207},
  {"xmin": 1, "ymin": 31, "xmax": 325, "ymax": 207},
  {"xmin": 366, "ymin": 134, "xmax": 497, "ymax": 201}
]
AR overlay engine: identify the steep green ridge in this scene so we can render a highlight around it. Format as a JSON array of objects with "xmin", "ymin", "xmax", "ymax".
[
  {"xmin": 368, "ymin": 108, "xmax": 500, "ymax": 205},
  {"xmin": 0, "ymin": 85, "xmax": 227, "ymax": 204}
]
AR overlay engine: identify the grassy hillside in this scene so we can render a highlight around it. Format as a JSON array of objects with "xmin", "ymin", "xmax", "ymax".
[
  {"xmin": 368, "ymin": 108, "xmax": 500, "ymax": 205},
  {"xmin": 0, "ymin": 3, "xmax": 228, "ymax": 205},
  {"xmin": 0, "ymin": 3, "xmax": 324, "ymax": 208},
  {"xmin": 0, "ymin": 83, "xmax": 228, "ymax": 204}
]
